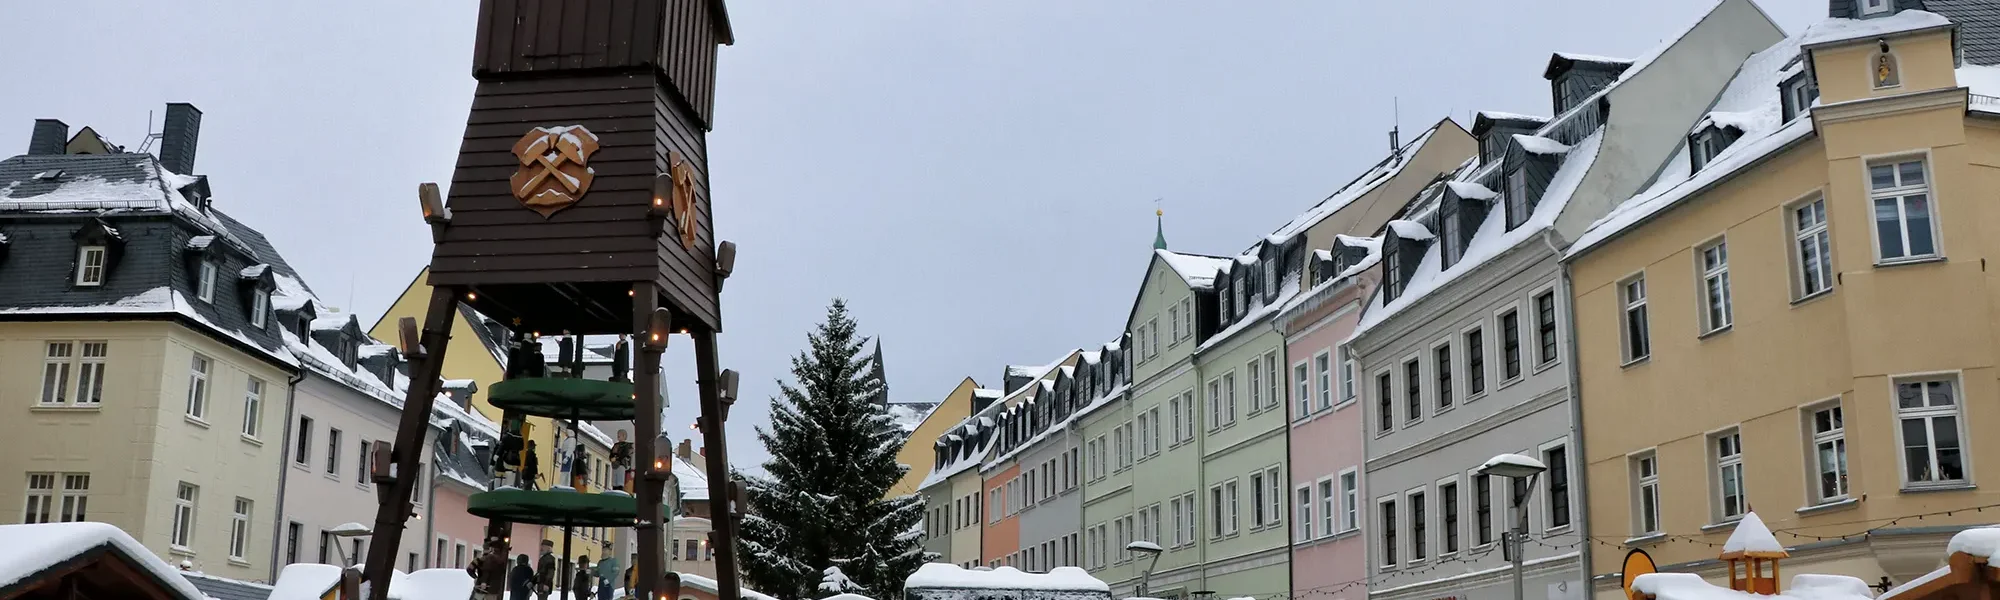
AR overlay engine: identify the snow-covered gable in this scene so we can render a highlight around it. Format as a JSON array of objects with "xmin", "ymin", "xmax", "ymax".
[
  {"xmin": 1154, "ymin": 249, "xmax": 1233, "ymax": 290},
  {"xmin": 1722, "ymin": 511, "xmax": 1785, "ymax": 556},
  {"xmin": 1569, "ymin": 30, "xmax": 1811, "ymax": 257},
  {"xmin": 1446, "ymin": 181, "xmax": 1498, "ymax": 200},
  {"xmin": 0, "ymin": 522, "xmax": 211, "ymax": 600},
  {"xmin": 674, "ymin": 453, "xmax": 710, "ymax": 501},
  {"xmin": 1513, "ymin": 134, "xmax": 1572, "ymax": 155},
  {"xmin": 1800, "ymin": 9, "xmax": 1953, "ymax": 50},
  {"xmin": 1387, "ymin": 219, "xmax": 1434, "ymax": 240}
]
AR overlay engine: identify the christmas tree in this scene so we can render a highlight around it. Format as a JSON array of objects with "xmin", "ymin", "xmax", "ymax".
[{"xmin": 739, "ymin": 299, "xmax": 932, "ymax": 599}]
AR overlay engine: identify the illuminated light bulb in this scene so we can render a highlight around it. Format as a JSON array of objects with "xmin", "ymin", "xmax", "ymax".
[{"xmin": 467, "ymin": 292, "xmax": 478, "ymax": 300}]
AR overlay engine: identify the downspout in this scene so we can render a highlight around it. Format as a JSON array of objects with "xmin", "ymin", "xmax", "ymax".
[
  {"xmin": 270, "ymin": 368, "xmax": 307, "ymax": 581},
  {"xmin": 1268, "ymin": 313, "xmax": 1294, "ymax": 597},
  {"xmin": 424, "ymin": 450, "xmax": 438, "ymax": 568},
  {"xmin": 1542, "ymin": 229, "xmax": 1593, "ymax": 590}
]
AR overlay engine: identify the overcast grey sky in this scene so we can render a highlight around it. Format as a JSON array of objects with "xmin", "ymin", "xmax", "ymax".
[{"xmin": 2, "ymin": 0, "xmax": 1823, "ymax": 469}]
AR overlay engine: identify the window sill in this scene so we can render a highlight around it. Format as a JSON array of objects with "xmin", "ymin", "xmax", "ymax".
[
  {"xmin": 228, "ymin": 558, "xmax": 251, "ymax": 567},
  {"xmin": 1462, "ymin": 393, "xmax": 1486, "ymax": 404},
  {"xmin": 240, "ymin": 434, "xmax": 263, "ymax": 447},
  {"xmin": 1698, "ymin": 324, "xmax": 1732, "ymax": 341},
  {"xmin": 1334, "ymin": 399, "xmax": 1357, "ymax": 411},
  {"xmin": 1875, "ymin": 255, "xmax": 1945, "ymax": 269},
  {"xmin": 1790, "ymin": 288, "xmax": 1834, "ymax": 307},
  {"xmin": 170, "ymin": 546, "xmax": 195, "ymax": 557},
  {"xmin": 1621, "ymin": 356, "xmax": 1650, "ymax": 370},
  {"xmin": 1544, "ymin": 525, "xmax": 1574, "ymax": 537},
  {"xmin": 1796, "ymin": 497, "xmax": 1859, "ymax": 517},
  {"xmin": 1435, "ymin": 404, "xmax": 1456, "ymax": 417},
  {"xmin": 1624, "ymin": 533, "xmax": 1667, "ymax": 547},
  {"xmin": 1700, "ymin": 517, "xmax": 1744, "ymax": 533},
  {"xmin": 1901, "ymin": 482, "xmax": 1975, "ymax": 494},
  {"xmin": 184, "ymin": 415, "xmax": 211, "ymax": 428},
  {"xmin": 1533, "ymin": 361, "xmax": 1561, "ymax": 376},
  {"xmin": 30, "ymin": 404, "xmax": 102, "ymax": 413},
  {"xmin": 1496, "ymin": 375, "xmax": 1525, "ymax": 393}
]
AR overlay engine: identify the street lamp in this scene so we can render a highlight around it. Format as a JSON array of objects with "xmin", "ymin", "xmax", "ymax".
[
  {"xmin": 1477, "ymin": 454, "xmax": 1547, "ymax": 600},
  {"xmin": 1126, "ymin": 541, "xmax": 1163, "ymax": 597},
  {"xmin": 327, "ymin": 522, "xmax": 373, "ymax": 568}
]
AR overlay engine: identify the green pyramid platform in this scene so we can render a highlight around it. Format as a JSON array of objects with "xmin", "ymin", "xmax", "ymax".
[
  {"xmin": 487, "ymin": 378, "xmax": 637, "ymax": 420},
  {"xmin": 466, "ymin": 488, "xmax": 651, "ymax": 527}
]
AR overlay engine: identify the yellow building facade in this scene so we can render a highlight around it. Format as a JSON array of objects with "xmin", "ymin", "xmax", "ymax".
[
  {"xmin": 889, "ymin": 378, "xmax": 978, "ymax": 499},
  {"xmin": 1569, "ymin": 11, "xmax": 2000, "ymax": 597}
]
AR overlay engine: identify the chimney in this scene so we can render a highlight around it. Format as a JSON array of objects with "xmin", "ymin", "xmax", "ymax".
[
  {"xmin": 28, "ymin": 120, "xmax": 68, "ymax": 155},
  {"xmin": 676, "ymin": 439, "xmax": 692, "ymax": 460},
  {"xmin": 159, "ymin": 103, "xmax": 202, "ymax": 175}
]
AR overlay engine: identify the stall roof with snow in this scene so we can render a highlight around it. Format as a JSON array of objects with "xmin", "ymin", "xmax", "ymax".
[
  {"xmin": 0, "ymin": 522, "xmax": 211, "ymax": 600},
  {"xmin": 905, "ymin": 564, "xmax": 1110, "ymax": 593}
]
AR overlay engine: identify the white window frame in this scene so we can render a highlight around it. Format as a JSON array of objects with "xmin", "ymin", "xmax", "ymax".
[
  {"xmin": 1405, "ymin": 486, "xmax": 1427, "ymax": 564},
  {"xmin": 1224, "ymin": 478, "xmax": 1241, "ymax": 535},
  {"xmin": 171, "ymin": 482, "xmax": 198, "ymax": 550},
  {"xmin": 186, "ymin": 354, "xmax": 211, "ymax": 421},
  {"xmin": 251, "ymin": 288, "xmax": 270, "ymax": 329},
  {"xmin": 242, "ymin": 378, "xmax": 264, "ymax": 438},
  {"xmin": 75, "ymin": 246, "xmax": 107, "ymax": 286},
  {"xmin": 75, "ymin": 342, "xmax": 106, "ymax": 406},
  {"xmin": 230, "ymin": 497, "xmax": 252, "ymax": 561},
  {"xmin": 1632, "ymin": 451, "xmax": 1661, "ymax": 535},
  {"xmin": 1789, "ymin": 194, "xmax": 1834, "ymax": 300},
  {"xmin": 1251, "ymin": 469, "xmax": 1270, "ymax": 528},
  {"xmin": 1180, "ymin": 389, "xmax": 1197, "ymax": 441},
  {"xmin": 1264, "ymin": 352, "xmax": 1281, "ymax": 411},
  {"xmin": 1296, "ymin": 483, "xmax": 1315, "ymax": 541},
  {"xmin": 1893, "ymin": 374, "xmax": 1970, "ymax": 488},
  {"xmin": 39, "ymin": 341, "xmax": 75, "ymax": 406},
  {"xmin": 1804, "ymin": 400, "xmax": 1849, "ymax": 503},
  {"xmin": 1697, "ymin": 237, "xmax": 1733, "ymax": 334},
  {"xmin": 1180, "ymin": 296, "xmax": 1194, "ymax": 339},
  {"xmin": 1293, "ymin": 359, "xmax": 1312, "ymax": 419},
  {"xmin": 1168, "ymin": 304, "xmax": 1181, "ymax": 345},
  {"xmin": 1207, "ymin": 378, "xmax": 1222, "ymax": 432},
  {"xmin": 1711, "ymin": 428, "xmax": 1746, "ymax": 522},
  {"xmin": 1317, "ymin": 349, "xmax": 1337, "ymax": 409},
  {"xmin": 1401, "ymin": 354, "xmax": 1423, "ymax": 425},
  {"xmin": 1223, "ymin": 371, "xmax": 1238, "ymax": 426},
  {"xmin": 1860, "ymin": 0, "xmax": 1890, "ymax": 15},
  {"xmin": 197, "ymin": 261, "xmax": 218, "ymax": 303},
  {"xmin": 59, "ymin": 474, "xmax": 89, "ymax": 523},
  {"xmin": 1460, "ymin": 324, "xmax": 1487, "ymax": 400},
  {"xmin": 1246, "ymin": 358, "xmax": 1263, "ymax": 416},
  {"xmin": 1431, "ymin": 339, "xmax": 1454, "ymax": 412},
  {"xmin": 1147, "ymin": 407, "xmax": 1161, "ymax": 457},
  {"xmin": 1470, "ymin": 468, "xmax": 1497, "ymax": 547},
  {"xmin": 1339, "ymin": 468, "xmax": 1360, "ymax": 533},
  {"xmin": 23, "ymin": 473, "xmax": 54, "ymax": 524},
  {"xmin": 1620, "ymin": 275, "xmax": 1650, "ymax": 364},
  {"xmin": 1436, "ymin": 475, "xmax": 1461, "ymax": 556},
  {"xmin": 1317, "ymin": 476, "xmax": 1336, "ymax": 537},
  {"xmin": 1867, "ymin": 154, "xmax": 1939, "ymax": 263},
  {"xmin": 1539, "ymin": 438, "xmax": 1573, "ymax": 533},
  {"xmin": 1147, "ymin": 318, "xmax": 1160, "ymax": 359},
  {"xmin": 1496, "ymin": 304, "xmax": 1525, "ymax": 382},
  {"xmin": 1209, "ymin": 484, "xmax": 1226, "ymax": 539},
  {"xmin": 1377, "ymin": 495, "xmax": 1399, "ymax": 568},
  {"xmin": 1532, "ymin": 283, "xmax": 1562, "ymax": 369}
]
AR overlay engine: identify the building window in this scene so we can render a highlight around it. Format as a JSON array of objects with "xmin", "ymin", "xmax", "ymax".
[
  {"xmin": 1379, "ymin": 498, "xmax": 1398, "ymax": 567},
  {"xmin": 287, "ymin": 522, "xmax": 302, "ymax": 564},
  {"xmin": 39, "ymin": 342, "xmax": 74, "ymax": 406},
  {"xmin": 359, "ymin": 439, "xmax": 372, "ymax": 483},
  {"xmin": 1409, "ymin": 490, "xmax": 1427, "ymax": 562},
  {"xmin": 75, "ymin": 246, "xmax": 107, "ymax": 286},
  {"xmin": 1860, "ymin": 0, "xmax": 1890, "ymax": 15},
  {"xmin": 1792, "ymin": 198, "xmax": 1833, "ymax": 298},
  {"xmin": 1181, "ymin": 492, "xmax": 1198, "ymax": 546},
  {"xmin": 230, "ymin": 498, "xmax": 252, "ymax": 560},
  {"xmin": 1168, "ymin": 305, "xmax": 1180, "ymax": 343},
  {"xmin": 1784, "ymin": 75, "xmax": 1820, "ymax": 121},
  {"xmin": 1441, "ymin": 481, "xmax": 1460, "ymax": 554},
  {"xmin": 1180, "ymin": 297, "xmax": 1194, "ymax": 339},
  {"xmin": 1294, "ymin": 361, "xmax": 1312, "ymax": 417},
  {"xmin": 1465, "ymin": 328, "xmax": 1485, "ymax": 396},
  {"xmin": 1296, "ymin": 485, "xmax": 1314, "ymax": 539},
  {"xmin": 1224, "ymin": 372, "xmax": 1238, "ymax": 426},
  {"xmin": 186, "ymin": 354, "xmax": 211, "ymax": 420},
  {"xmin": 320, "ymin": 532, "xmax": 332, "ymax": 564},
  {"xmin": 1264, "ymin": 466, "xmax": 1282, "ymax": 529},
  {"xmin": 1475, "ymin": 474, "xmax": 1493, "ymax": 545},
  {"xmin": 1225, "ymin": 479, "xmax": 1241, "ymax": 534},
  {"xmin": 171, "ymin": 483, "xmax": 198, "ymax": 549},
  {"xmin": 251, "ymin": 289, "xmax": 270, "ymax": 329},
  {"xmin": 1507, "ymin": 172, "xmax": 1530, "ymax": 230},
  {"xmin": 1434, "ymin": 344, "xmax": 1453, "ymax": 410},
  {"xmin": 1207, "ymin": 379, "xmax": 1222, "ymax": 432},
  {"xmin": 1402, "ymin": 359, "xmax": 1423, "ymax": 424},
  {"xmin": 1713, "ymin": 431, "xmax": 1746, "ymax": 521},
  {"xmin": 1319, "ymin": 478, "xmax": 1336, "ymax": 536},
  {"xmin": 1634, "ymin": 454, "xmax": 1661, "ymax": 534},
  {"xmin": 1535, "ymin": 291, "xmax": 1559, "ymax": 366},
  {"xmin": 197, "ymin": 261, "xmax": 218, "ymax": 303},
  {"xmin": 1209, "ymin": 485, "xmax": 1225, "ymax": 538},
  {"xmin": 42, "ymin": 341, "xmax": 110, "ymax": 407},
  {"xmin": 1897, "ymin": 377, "xmax": 1967, "ymax": 486},
  {"xmin": 327, "ymin": 428, "xmax": 343, "ymax": 475},
  {"xmin": 1340, "ymin": 470, "xmax": 1359, "ymax": 532},
  {"xmin": 1691, "ymin": 129, "xmax": 1728, "ymax": 171},
  {"xmin": 1247, "ymin": 359, "xmax": 1262, "ymax": 415},
  {"xmin": 1377, "ymin": 372, "xmax": 1394, "ymax": 433},
  {"xmin": 294, "ymin": 417, "xmax": 313, "ymax": 465},
  {"xmin": 1808, "ymin": 404, "xmax": 1849, "ymax": 502},
  {"xmin": 1699, "ymin": 240, "xmax": 1733, "ymax": 333},
  {"xmin": 1870, "ymin": 158, "xmax": 1934, "ymax": 262},
  {"xmin": 1622, "ymin": 277, "xmax": 1650, "ymax": 362},
  {"xmin": 1545, "ymin": 445, "xmax": 1570, "ymax": 529},
  {"xmin": 1181, "ymin": 390, "xmax": 1196, "ymax": 441},
  {"xmin": 1500, "ymin": 310, "xmax": 1522, "ymax": 379},
  {"xmin": 1147, "ymin": 318, "xmax": 1159, "ymax": 359},
  {"xmin": 1333, "ymin": 349, "xmax": 1350, "ymax": 406},
  {"xmin": 22, "ymin": 473, "xmax": 87, "ymax": 523},
  {"xmin": 242, "ymin": 378, "xmax": 264, "ymax": 438}
]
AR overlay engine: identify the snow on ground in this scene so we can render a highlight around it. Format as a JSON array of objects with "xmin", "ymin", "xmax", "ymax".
[
  {"xmin": 678, "ymin": 571, "xmax": 781, "ymax": 600},
  {"xmin": 0, "ymin": 522, "xmax": 210, "ymax": 599},
  {"xmin": 905, "ymin": 564, "xmax": 1109, "ymax": 592}
]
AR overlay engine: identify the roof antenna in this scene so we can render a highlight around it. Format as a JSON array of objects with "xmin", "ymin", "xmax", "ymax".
[{"xmin": 1388, "ymin": 97, "xmax": 1403, "ymax": 158}]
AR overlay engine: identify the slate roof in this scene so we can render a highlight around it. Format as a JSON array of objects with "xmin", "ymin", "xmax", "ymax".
[
  {"xmin": 1928, "ymin": 0, "xmax": 2000, "ymax": 65},
  {"xmin": 182, "ymin": 571, "xmax": 274, "ymax": 600}
]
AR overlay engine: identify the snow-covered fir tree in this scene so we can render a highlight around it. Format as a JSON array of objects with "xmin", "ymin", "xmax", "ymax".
[{"xmin": 739, "ymin": 299, "xmax": 932, "ymax": 600}]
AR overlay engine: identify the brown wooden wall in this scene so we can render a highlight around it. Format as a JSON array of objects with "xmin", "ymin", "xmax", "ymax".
[
  {"xmin": 652, "ymin": 77, "xmax": 719, "ymax": 331},
  {"xmin": 471, "ymin": 0, "xmax": 720, "ymax": 129}
]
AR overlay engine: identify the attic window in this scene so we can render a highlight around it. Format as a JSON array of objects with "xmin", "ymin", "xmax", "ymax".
[
  {"xmin": 1691, "ymin": 128, "xmax": 1732, "ymax": 171},
  {"xmin": 250, "ymin": 289, "xmax": 270, "ymax": 329},
  {"xmin": 1384, "ymin": 243, "xmax": 1404, "ymax": 300},
  {"xmin": 33, "ymin": 170, "xmax": 63, "ymax": 181},
  {"xmin": 1782, "ymin": 74, "xmax": 1820, "ymax": 122},
  {"xmin": 1506, "ymin": 173, "xmax": 1530, "ymax": 230},
  {"xmin": 76, "ymin": 246, "xmax": 107, "ymax": 286},
  {"xmin": 197, "ymin": 262, "xmax": 218, "ymax": 303},
  {"xmin": 1860, "ymin": 0, "xmax": 1890, "ymax": 16}
]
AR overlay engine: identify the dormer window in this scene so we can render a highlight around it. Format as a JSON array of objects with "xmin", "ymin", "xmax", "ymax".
[
  {"xmin": 1781, "ymin": 73, "xmax": 1820, "ymax": 122},
  {"xmin": 1383, "ymin": 243, "xmax": 1403, "ymax": 299},
  {"xmin": 1860, "ymin": 0, "xmax": 1890, "ymax": 16},
  {"xmin": 1690, "ymin": 126, "xmax": 1738, "ymax": 172},
  {"xmin": 76, "ymin": 246, "xmax": 107, "ymax": 286},
  {"xmin": 1506, "ymin": 173, "xmax": 1530, "ymax": 230},
  {"xmin": 197, "ymin": 262, "xmax": 218, "ymax": 303},
  {"xmin": 250, "ymin": 289, "xmax": 270, "ymax": 329}
]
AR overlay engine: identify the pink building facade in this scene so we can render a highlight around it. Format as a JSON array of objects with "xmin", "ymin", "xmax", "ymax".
[{"xmin": 1277, "ymin": 254, "xmax": 1379, "ymax": 600}]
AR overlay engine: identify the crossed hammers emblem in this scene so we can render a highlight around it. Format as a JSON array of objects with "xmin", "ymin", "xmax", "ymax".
[{"xmin": 510, "ymin": 125, "xmax": 601, "ymax": 217}]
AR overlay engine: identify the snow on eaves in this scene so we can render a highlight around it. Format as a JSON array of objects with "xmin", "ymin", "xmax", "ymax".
[
  {"xmin": 1569, "ymin": 30, "xmax": 1812, "ymax": 258},
  {"xmin": 1477, "ymin": 110, "xmax": 1548, "ymax": 124},
  {"xmin": 1633, "ymin": 572, "xmax": 1874, "ymax": 600},
  {"xmin": 1800, "ymin": 9, "xmax": 1952, "ymax": 49},
  {"xmin": 1264, "ymin": 124, "xmax": 1443, "ymax": 243},
  {"xmin": 1513, "ymin": 134, "xmax": 1571, "ymax": 155},
  {"xmin": 1154, "ymin": 248, "xmax": 1233, "ymax": 290},
  {"xmin": 1194, "ymin": 277, "xmax": 1301, "ymax": 355},
  {"xmin": 0, "ymin": 522, "xmax": 211, "ymax": 600},
  {"xmin": 1554, "ymin": 51, "xmax": 1633, "ymax": 65},
  {"xmin": 1387, "ymin": 220, "xmax": 1433, "ymax": 240},
  {"xmin": 1445, "ymin": 181, "xmax": 1497, "ymax": 200},
  {"xmin": 1353, "ymin": 131, "xmax": 1605, "ymax": 340}
]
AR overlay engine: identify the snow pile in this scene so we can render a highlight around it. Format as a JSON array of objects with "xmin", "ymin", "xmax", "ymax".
[
  {"xmin": 1632, "ymin": 572, "xmax": 1873, "ymax": 600},
  {"xmin": 269, "ymin": 563, "xmax": 345, "ymax": 600},
  {"xmin": 1570, "ymin": 30, "xmax": 1810, "ymax": 257},
  {"xmin": 1962, "ymin": 64, "xmax": 2000, "ymax": 109},
  {"xmin": 388, "ymin": 568, "xmax": 475, "ymax": 599},
  {"xmin": 1722, "ymin": 512, "xmax": 1785, "ymax": 555},
  {"xmin": 0, "ymin": 522, "xmax": 209, "ymax": 599},
  {"xmin": 820, "ymin": 566, "xmax": 863, "ymax": 594},
  {"xmin": 1800, "ymin": 10, "xmax": 1951, "ymax": 49},
  {"xmin": 678, "ymin": 571, "xmax": 780, "ymax": 600},
  {"xmin": 1946, "ymin": 526, "xmax": 2000, "ymax": 558},
  {"xmin": 905, "ymin": 564, "xmax": 1109, "ymax": 592},
  {"xmin": 1154, "ymin": 249, "xmax": 1234, "ymax": 289}
]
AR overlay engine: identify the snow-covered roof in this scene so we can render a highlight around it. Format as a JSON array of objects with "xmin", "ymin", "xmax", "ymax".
[
  {"xmin": 678, "ymin": 571, "xmax": 779, "ymax": 600},
  {"xmin": 1476, "ymin": 110, "xmax": 1548, "ymax": 124},
  {"xmin": 1801, "ymin": 9, "xmax": 1953, "ymax": 49},
  {"xmin": 1554, "ymin": 52, "xmax": 1633, "ymax": 65},
  {"xmin": 1387, "ymin": 220, "xmax": 1434, "ymax": 241},
  {"xmin": 888, "ymin": 402, "xmax": 939, "ymax": 434},
  {"xmin": 973, "ymin": 388, "xmax": 1004, "ymax": 400},
  {"xmin": 0, "ymin": 522, "xmax": 209, "ymax": 600},
  {"xmin": 1946, "ymin": 526, "xmax": 2000, "ymax": 559},
  {"xmin": 905, "ymin": 564, "xmax": 1109, "ymax": 592},
  {"xmin": 1264, "ymin": 123, "xmax": 1445, "ymax": 244},
  {"xmin": 1154, "ymin": 249, "xmax": 1233, "ymax": 290},
  {"xmin": 1569, "ymin": 30, "xmax": 1810, "ymax": 258},
  {"xmin": 269, "ymin": 563, "xmax": 344, "ymax": 600},
  {"xmin": 675, "ymin": 453, "xmax": 711, "ymax": 501},
  {"xmin": 1721, "ymin": 512, "xmax": 1786, "ymax": 557},
  {"xmin": 1513, "ymin": 134, "xmax": 1572, "ymax": 155},
  {"xmin": 388, "ymin": 569, "xmax": 475, "ymax": 600},
  {"xmin": 1445, "ymin": 181, "xmax": 1498, "ymax": 200},
  {"xmin": 1634, "ymin": 573, "xmax": 1873, "ymax": 600}
]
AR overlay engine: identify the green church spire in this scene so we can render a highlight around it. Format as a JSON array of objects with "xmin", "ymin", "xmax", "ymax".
[{"xmin": 1153, "ymin": 208, "xmax": 1168, "ymax": 250}]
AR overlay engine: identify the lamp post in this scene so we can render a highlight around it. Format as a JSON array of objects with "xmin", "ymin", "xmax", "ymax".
[
  {"xmin": 1127, "ymin": 541, "xmax": 1163, "ymax": 597},
  {"xmin": 1477, "ymin": 454, "xmax": 1547, "ymax": 600}
]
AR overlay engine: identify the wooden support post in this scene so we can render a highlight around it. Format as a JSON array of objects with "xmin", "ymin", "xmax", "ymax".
[
  {"xmin": 633, "ymin": 282, "xmax": 665, "ymax": 600},
  {"xmin": 363, "ymin": 286, "xmax": 460, "ymax": 600},
  {"xmin": 695, "ymin": 328, "xmax": 742, "ymax": 600}
]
